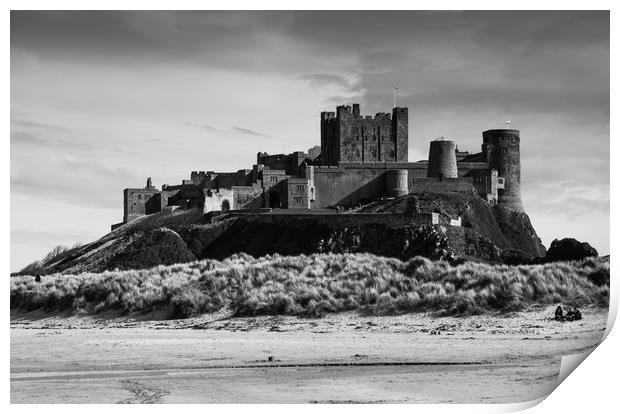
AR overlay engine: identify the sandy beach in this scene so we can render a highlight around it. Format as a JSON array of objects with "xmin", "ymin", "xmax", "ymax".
[{"xmin": 10, "ymin": 305, "xmax": 608, "ymax": 403}]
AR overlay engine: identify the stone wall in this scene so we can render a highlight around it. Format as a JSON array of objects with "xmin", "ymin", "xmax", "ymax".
[
  {"xmin": 311, "ymin": 162, "xmax": 427, "ymax": 208},
  {"xmin": 123, "ymin": 188, "xmax": 160, "ymax": 223},
  {"xmin": 204, "ymin": 188, "xmax": 234, "ymax": 212},
  {"xmin": 287, "ymin": 177, "xmax": 312, "ymax": 209},
  {"xmin": 455, "ymin": 161, "xmax": 489, "ymax": 177},
  {"xmin": 257, "ymin": 152, "xmax": 307, "ymax": 175},
  {"xmin": 231, "ymin": 184, "xmax": 264, "ymax": 209},
  {"xmin": 411, "ymin": 177, "xmax": 476, "ymax": 194},
  {"xmin": 227, "ymin": 211, "xmax": 435, "ymax": 230}
]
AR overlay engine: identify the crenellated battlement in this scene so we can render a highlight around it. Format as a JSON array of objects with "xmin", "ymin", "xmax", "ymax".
[{"xmin": 321, "ymin": 103, "xmax": 408, "ymax": 165}]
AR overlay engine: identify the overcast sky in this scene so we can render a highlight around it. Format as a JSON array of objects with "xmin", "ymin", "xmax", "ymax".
[{"xmin": 10, "ymin": 11, "xmax": 609, "ymax": 271}]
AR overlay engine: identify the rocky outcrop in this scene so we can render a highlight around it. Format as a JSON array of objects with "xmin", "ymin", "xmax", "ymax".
[
  {"xmin": 37, "ymin": 228, "xmax": 195, "ymax": 274},
  {"xmin": 358, "ymin": 192, "xmax": 546, "ymax": 259},
  {"xmin": 544, "ymin": 238, "xmax": 598, "ymax": 263},
  {"xmin": 26, "ymin": 193, "xmax": 550, "ymax": 274},
  {"xmin": 316, "ymin": 225, "xmax": 456, "ymax": 261},
  {"xmin": 106, "ymin": 228, "xmax": 196, "ymax": 271}
]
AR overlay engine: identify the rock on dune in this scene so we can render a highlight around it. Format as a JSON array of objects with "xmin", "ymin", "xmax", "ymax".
[{"xmin": 544, "ymin": 238, "xmax": 598, "ymax": 263}]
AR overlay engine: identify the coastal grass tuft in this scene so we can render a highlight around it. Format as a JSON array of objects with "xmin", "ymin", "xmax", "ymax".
[{"xmin": 10, "ymin": 253, "xmax": 609, "ymax": 318}]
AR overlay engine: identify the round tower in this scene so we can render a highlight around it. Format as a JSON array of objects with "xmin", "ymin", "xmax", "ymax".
[
  {"xmin": 386, "ymin": 169, "xmax": 408, "ymax": 197},
  {"xmin": 427, "ymin": 139, "xmax": 458, "ymax": 178},
  {"xmin": 482, "ymin": 129, "xmax": 522, "ymax": 210}
]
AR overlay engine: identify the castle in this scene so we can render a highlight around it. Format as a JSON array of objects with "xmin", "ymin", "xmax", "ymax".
[{"xmin": 113, "ymin": 104, "xmax": 522, "ymax": 229}]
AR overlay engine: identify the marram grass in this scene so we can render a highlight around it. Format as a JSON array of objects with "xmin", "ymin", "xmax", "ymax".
[{"xmin": 10, "ymin": 253, "xmax": 609, "ymax": 318}]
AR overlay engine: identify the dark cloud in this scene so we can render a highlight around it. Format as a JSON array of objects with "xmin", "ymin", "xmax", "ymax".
[
  {"xmin": 183, "ymin": 122, "xmax": 218, "ymax": 131},
  {"xmin": 231, "ymin": 126, "xmax": 274, "ymax": 139},
  {"xmin": 183, "ymin": 122, "xmax": 275, "ymax": 139},
  {"xmin": 298, "ymin": 73, "xmax": 359, "ymax": 90},
  {"xmin": 12, "ymin": 119, "xmax": 72, "ymax": 132},
  {"xmin": 10, "ymin": 131, "xmax": 48, "ymax": 145}
]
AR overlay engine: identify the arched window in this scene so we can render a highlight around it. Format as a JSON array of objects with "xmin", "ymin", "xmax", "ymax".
[{"xmin": 221, "ymin": 200, "xmax": 231, "ymax": 211}]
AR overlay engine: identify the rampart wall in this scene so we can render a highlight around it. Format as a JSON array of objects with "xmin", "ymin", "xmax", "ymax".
[
  {"xmin": 411, "ymin": 177, "xmax": 476, "ymax": 194},
  {"xmin": 311, "ymin": 162, "xmax": 427, "ymax": 208},
  {"xmin": 226, "ymin": 211, "xmax": 435, "ymax": 230}
]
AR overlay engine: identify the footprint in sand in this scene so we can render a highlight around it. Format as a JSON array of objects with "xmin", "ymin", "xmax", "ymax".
[{"xmin": 117, "ymin": 379, "xmax": 169, "ymax": 404}]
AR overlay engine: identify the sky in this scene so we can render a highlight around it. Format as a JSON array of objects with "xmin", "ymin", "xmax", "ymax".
[{"xmin": 10, "ymin": 11, "xmax": 610, "ymax": 271}]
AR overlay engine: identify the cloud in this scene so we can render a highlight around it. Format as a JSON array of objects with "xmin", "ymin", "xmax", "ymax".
[
  {"xmin": 12, "ymin": 118, "xmax": 72, "ymax": 132},
  {"xmin": 11, "ymin": 157, "xmax": 140, "ymax": 209},
  {"xmin": 525, "ymin": 181, "xmax": 609, "ymax": 219},
  {"xmin": 231, "ymin": 126, "xmax": 274, "ymax": 139},
  {"xmin": 10, "ymin": 130, "xmax": 95, "ymax": 152},
  {"xmin": 10, "ymin": 131, "xmax": 48, "ymax": 145},
  {"xmin": 298, "ymin": 73, "xmax": 356, "ymax": 89},
  {"xmin": 183, "ymin": 121, "xmax": 218, "ymax": 131},
  {"xmin": 183, "ymin": 122, "xmax": 276, "ymax": 139},
  {"xmin": 11, "ymin": 229, "xmax": 93, "ymax": 246}
]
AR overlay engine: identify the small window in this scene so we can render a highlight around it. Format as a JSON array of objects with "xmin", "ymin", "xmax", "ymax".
[
  {"xmin": 271, "ymin": 176, "xmax": 278, "ymax": 183},
  {"xmin": 138, "ymin": 194, "xmax": 142, "ymax": 200},
  {"xmin": 296, "ymin": 185, "xmax": 304, "ymax": 192}
]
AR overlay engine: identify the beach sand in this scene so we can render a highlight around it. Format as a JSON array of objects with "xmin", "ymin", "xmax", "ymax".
[{"xmin": 10, "ymin": 305, "xmax": 608, "ymax": 403}]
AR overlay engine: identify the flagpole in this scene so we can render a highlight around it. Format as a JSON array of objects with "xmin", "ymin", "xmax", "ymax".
[{"xmin": 393, "ymin": 86, "xmax": 399, "ymax": 108}]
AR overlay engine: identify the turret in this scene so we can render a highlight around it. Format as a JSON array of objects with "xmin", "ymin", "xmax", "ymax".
[
  {"xmin": 386, "ymin": 169, "xmax": 409, "ymax": 197},
  {"xmin": 427, "ymin": 139, "xmax": 458, "ymax": 178},
  {"xmin": 482, "ymin": 129, "xmax": 522, "ymax": 210}
]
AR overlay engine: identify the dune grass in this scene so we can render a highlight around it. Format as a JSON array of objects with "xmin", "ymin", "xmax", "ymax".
[{"xmin": 10, "ymin": 253, "xmax": 609, "ymax": 318}]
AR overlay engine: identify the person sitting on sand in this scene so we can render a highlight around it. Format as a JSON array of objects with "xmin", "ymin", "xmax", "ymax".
[{"xmin": 565, "ymin": 307, "xmax": 583, "ymax": 321}]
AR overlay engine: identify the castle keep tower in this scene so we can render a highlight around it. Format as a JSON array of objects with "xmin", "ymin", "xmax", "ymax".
[
  {"xmin": 427, "ymin": 139, "xmax": 458, "ymax": 178},
  {"xmin": 320, "ymin": 104, "xmax": 408, "ymax": 165},
  {"xmin": 482, "ymin": 129, "xmax": 522, "ymax": 210}
]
